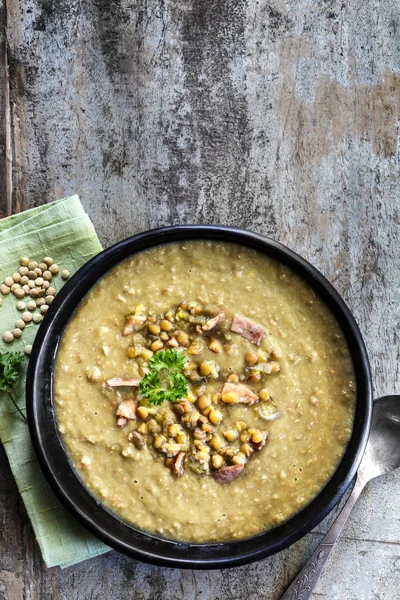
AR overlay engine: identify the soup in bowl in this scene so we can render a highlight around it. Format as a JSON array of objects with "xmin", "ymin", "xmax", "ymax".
[{"xmin": 27, "ymin": 227, "xmax": 372, "ymax": 568}]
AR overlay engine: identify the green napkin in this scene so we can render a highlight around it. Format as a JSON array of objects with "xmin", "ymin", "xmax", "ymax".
[{"xmin": 0, "ymin": 195, "xmax": 111, "ymax": 568}]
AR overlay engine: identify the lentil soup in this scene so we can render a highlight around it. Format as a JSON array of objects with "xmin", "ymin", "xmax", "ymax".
[{"xmin": 55, "ymin": 241, "xmax": 356, "ymax": 543}]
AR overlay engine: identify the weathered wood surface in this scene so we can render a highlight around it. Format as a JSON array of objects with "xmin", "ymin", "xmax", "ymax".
[
  {"xmin": 0, "ymin": 0, "xmax": 11, "ymax": 218},
  {"xmin": 1, "ymin": 0, "xmax": 400, "ymax": 598}
]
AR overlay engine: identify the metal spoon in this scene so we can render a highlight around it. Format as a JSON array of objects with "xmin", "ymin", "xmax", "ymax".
[{"xmin": 281, "ymin": 395, "xmax": 400, "ymax": 600}]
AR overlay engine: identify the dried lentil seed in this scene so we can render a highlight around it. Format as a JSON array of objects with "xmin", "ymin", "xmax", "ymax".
[
  {"xmin": 20, "ymin": 257, "xmax": 30, "ymax": 266},
  {"xmin": 22, "ymin": 311, "xmax": 33, "ymax": 323},
  {"xmin": 148, "ymin": 323, "xmax": 160, "ymax": 335},
  {"xmin": 28, "ymin": 280, "xmax": 35, "ymax": 289},
  {"xmin": 14, "ymin": 288, "xmax": 25, "ymax": 299},
  {"xmin": 259, "ymin": 388, "xmax": 271, "ymax": 402},
  {"xmin": 35, "ymin": 277, "xmax": 44, "ymax": 286},
  {"xmin": 209, "ymin": 338, "xmax": 223, "ymax": 353},
  {"xmin": 232, "ymin": 452, "xmax": 247, "ymax": 465},
  {"xmin": 137, "ymin": 422, "xmax": 148, "ymax": 435},
  {"xmin": 49, "ymin": 264, "xmax": 58, "ymax": 274},
  {"xmin": 15, "ymin": 319, "xmax": 25, "ymax": 329},
  {"xmin": 39, "ymin": 263, "xmax": 47, "ymax": 272},
  {"xmin": 221, "ymin": 391, "xmax": 238, "ymax": 405},
  {"xmin": 199, "ymin": 361, "xmax": 211, "ymax": 376},
  {"xmin": 209, "ymin": 409, "xmax": 223, "ymax": 425},
  {"xmin": 250, "ymin": 430, "xmax": 264, "ymax": 444},
  {"xmin": 12, "ymin": 273, "xmax": 21, "ymax": 283},
  {"xmin": 16, "ymin": 301, "xmax": 26, "ymax": 311},
  {"xmin": 24, "ymin": 345, "xmax": 32, "ymax": 356},
  {"xmin": 19, "ymin": 266, "xmax": 29, "ymax": 276},
  {"xmin": 211, "ymin": 454, "xmax": 224, "ymax": 469},
  {"xmin": 136, "ymin": 406, "xmax": 149, "ymax": 420},
  {"xmin": 61, "ymin": 269, "xmax": 70, "ymax": 280},
  {"xmin": 28, "ymin": 261, "xmax": 38, "ymax": 270},
  {"xmin": 176, "ymin": 331, "xmax": 189, "ymax": 346},
  {"xmin": 224, "ymin": 429, "xmax": 239, "ymax": 442},
  {"xmin": 42, "ymin": 270, "xmax": 52, "ymax": 281},
  {"xmin": 151, "ymin": 339, "xmax": 163, "ymax": 352},
  {"xmin": 46, "ymin": 296, "xmax": 54, "ymax": 305},
  {"xmin": 3, "ymin": 331, "xmax": 14, "ymax": 343},
  {"xmin": 47, "ymin": 287, "xmax": 56, "ymax": 296},
  {"xmin": 1, "ymin": 284, "xmax": 10, "ymax": 295},
  {"xmin": 30, "ymin": 288, "xmax": 39, "ymax": 299},
  {"xmin": 197, "ymin": 395, "xmax": 212, "ymax": 410},
  {"xmin": 241, "ymin": 443, "xmax": 254, "ymax": 457},
  {"xmin": 43, "ymin": 257, "xmax": 54, "ymax": 267},
  {"xmin": 245, "ymin": 352, "xmax": 258, "ymax": 365},
  {"xmin": 20, "ymin": 276, "xmax": 29, "ymax": 285},
  {"xmin": 40, "ymin": 304, "xmax": 49, "ymax": 315},
  {"xmin": 4, "ymin": 276, "xmax": 14, "ymax": 287},
  {"xmin": 209, "ymin": 434, "xmax": 223, "ymax": 450},
  {"xmin": 12, "ymin": 328, "xmax": 22, "ymax": 338},
  {"xmin": 160, "ymin": 319, "xmax": 172, "ymax": 331},
  {"xmin": 27, "ymin": 270, "xmax": 36, "ymax": 280}
]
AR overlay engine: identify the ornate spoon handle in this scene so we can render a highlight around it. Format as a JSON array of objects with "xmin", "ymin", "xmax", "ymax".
[{"xmin": 280, "ymin": 475, "xmax": 366, "ymax": 600}]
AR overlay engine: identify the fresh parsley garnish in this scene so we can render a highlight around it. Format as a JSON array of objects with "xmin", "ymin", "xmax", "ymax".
[
  {"xmin": 0, "ymin": 351, "xmax": 27, "ymax": 423},
  {"xmin": 139, "ymin": 349, "xmax": 188, "ymax": 406}
]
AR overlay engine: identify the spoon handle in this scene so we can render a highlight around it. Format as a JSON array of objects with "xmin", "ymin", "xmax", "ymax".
[{"xmin": 280, "ymin": 475, "xmax": 366, "ymax": 600}]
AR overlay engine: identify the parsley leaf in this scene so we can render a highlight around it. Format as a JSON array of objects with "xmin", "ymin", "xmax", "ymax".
[
  {"xmin": 139, "ymin": 349, "xmax": 188, "ymax": 406},
  {"xmin": 0, "ymin": 350, "xmax": 27, "ymax": 422}
]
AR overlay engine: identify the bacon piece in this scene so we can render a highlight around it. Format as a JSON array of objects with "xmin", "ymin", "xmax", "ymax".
[
  {"xmin": 105, "ymin": 377, "xmax": 140, "ymax": 388},
  {"xmin": 167, "ymin": 337, "xmax": 179, "ymax": 348},
  {"xmin": 116, "ymin": 399, "xmax": 137, "ymax": 420},
  {"xmin": 173, "ymin": 452, "xmax": 186, "ymax": 478},
  {"xmin": 221, "ymin": 382, "xmax": 258, "ymax": 405},
  {"xmin": 253, "ymin": 431, "xmax": 268, "ymax": 451},
  {"xmin": 116, "ymin": 417, "xmax": 128, "ymax": 428},
  {"xmin": 212, "ymin": 464, "xmax": 244, "ymax": 484},
  {"xmin": 202, "ymin": 310, "xmax": 225, "ymax": 332},
  {"xmin": 231, "ymin": 314, "xmax": 266, "ymax": 345},
  {"xmin": 122, "ymin": 314, "xmax": 146, "ymax": 336}
]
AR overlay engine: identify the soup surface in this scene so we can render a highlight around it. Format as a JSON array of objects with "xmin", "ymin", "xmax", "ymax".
[{"xmin": 55, "ymin": 241, "xmax": 356, "ymax": 542}]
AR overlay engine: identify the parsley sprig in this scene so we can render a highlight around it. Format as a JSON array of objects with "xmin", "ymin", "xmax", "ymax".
[
  {"xmin": 0, "ymin": 351, "xmax": 27, "ymax": 423},
  {"xmin": 139, "ymin": 349, "xmax": 188, "ymax": 406}
]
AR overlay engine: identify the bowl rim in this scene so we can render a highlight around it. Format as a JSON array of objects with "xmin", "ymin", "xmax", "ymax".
[{"xmin": 26, "ymin": 225, "xmax": 373, "ymax": 569}]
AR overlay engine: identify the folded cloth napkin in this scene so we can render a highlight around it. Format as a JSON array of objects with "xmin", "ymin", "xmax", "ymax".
[{"xmin": 0, "ymin": 195, "xmax": 111, "ymax": 568}]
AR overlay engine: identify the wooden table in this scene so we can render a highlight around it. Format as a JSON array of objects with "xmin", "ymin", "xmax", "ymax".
[{"xmin": 1, "ymin": 1, "xmax": 399, "ymax": 598}]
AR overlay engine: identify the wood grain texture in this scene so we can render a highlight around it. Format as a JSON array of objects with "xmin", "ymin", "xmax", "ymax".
[
  {"xmin": 0, "ymin": 0, "xmax": 11, "ymax": 217},
  {"xmin": 1, "ymin": 0, "xmax": 400, "ymax": 598}
]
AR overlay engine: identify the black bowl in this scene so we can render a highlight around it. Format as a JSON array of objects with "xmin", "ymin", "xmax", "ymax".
[{"xmin": 26, "ymin": 225, "xmax": 372, "ymax": 569}]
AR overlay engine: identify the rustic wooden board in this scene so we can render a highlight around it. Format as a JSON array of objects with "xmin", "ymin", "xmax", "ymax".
[
  {"xmin": 1, "ymin": 0, "xmax": 400, "ymax": 598},
  {"xmin": 0, "ymin": 0, "xmax": 11, "ymax": 218}
]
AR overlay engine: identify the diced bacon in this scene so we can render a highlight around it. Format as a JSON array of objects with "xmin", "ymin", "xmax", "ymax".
[
  {"xmin": 116, "ymin": 417, "xmax": 128, "ymax": 428},
  {"xmin": 122, "ymin": 314, "xmax": 146, "ymax": 336},
  {"xmin": 116, "ymin": 399, "xmax": 137, "ymax": 420},
  {"xmin": 231, "ymin": 314, "xmax": 266, "ymax": 345},
  {"xmin": 212, "ymin": 463, "xmax": 244, "ymax": 484},
  {"xmin": 167, "ymin": 337, "xmax": 179, "ymax": 348},
  {"xmin": 253, "ymin": 431, "xmax": 268, "ymax": 451},
  {"xmin": 202, "ymin": 311, "xmax": 225, "ymax": 332},
  {"xmin": 173, "ymin": 452, "xmax": 186, "ymax": 478},
  {"xmin": 105, "ymin": 377, "xmax": 141, "ymax": 388},
  {"xmin": 221, "ymin": 382, "xmax": 258, "ymax": 405}
]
